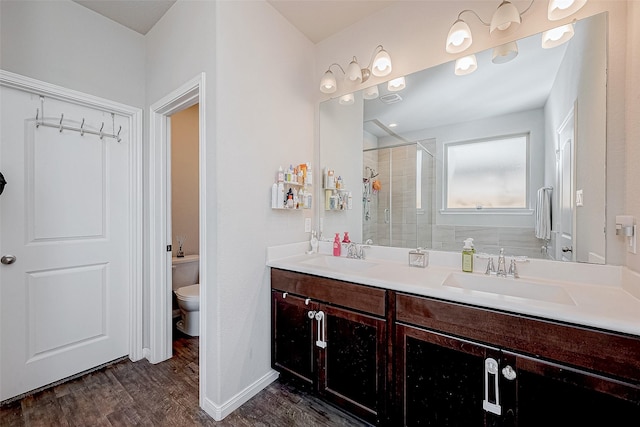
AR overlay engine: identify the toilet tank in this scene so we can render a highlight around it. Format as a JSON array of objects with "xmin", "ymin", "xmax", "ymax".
[{"xmin": 172, "ymin": 255, "xmax": 199, "ymax": 290}]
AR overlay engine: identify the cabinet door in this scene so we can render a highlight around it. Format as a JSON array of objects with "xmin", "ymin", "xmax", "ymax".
[
  {"xmin": 396, "ymin": 324, "xmax": 504, "ymax": 427},
  {"xmin": 272, "ymin": 291, "xmax": 317, "ymax": 385},
  {"xmin": 319, "ymin": 304, "xmax": 387, "ymax": 425},
  {"xmin": 503, "ymin": 351, "xmax": 640, "ymax": 427}
]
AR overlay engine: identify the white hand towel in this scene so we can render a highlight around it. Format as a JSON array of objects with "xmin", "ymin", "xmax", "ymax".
[{"xmin": 535, "ymin": 187, "xmax": 552, "ymax": 240}]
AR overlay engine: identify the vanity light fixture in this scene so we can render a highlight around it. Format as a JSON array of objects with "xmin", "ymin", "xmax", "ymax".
[
  {"xmin": 490, "ymin": 1, "xmax": 525, "ymax": 38},
  {"xmin": 320, "ymin": 63, "xmax": 343, "ymax": 94},
  {"xmin": 387, "ymin": 76, "xmax": 406, "ymax": 92},
  {"xmin": 445, "ymin": 1, "xmax": 534, "ymax": 54},
  {"xmin": 492, "ymin": 41, "xmax": 519, "ymax": 64},
  {"xmin": 319, "ymin": 45, "xmax": 392, "ymax": 95},
  {"xmin": 541, "ymin": 23, "xmax": 575, "ymax": 48},
  {"xmin": 548, "ymin": 0, "xmax": 587, "ymax": 20},
  {"xmin": 338, "ymin": 93, "xmax": 355, "ymax": 105},
  {"xmin": 363, "ymin": 85, "xmax": 379, "ymax": 100},
  {"xmin": 454, "ymin": 54, "xmax": 478, "ymax": 75}
]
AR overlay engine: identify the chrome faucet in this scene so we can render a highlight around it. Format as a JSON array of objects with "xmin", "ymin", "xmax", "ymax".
[
  {"xmin": 346, "ymin": 242, "xmax": 370, "ymax": 260},
  {"xmin": 482, "ymin": 249, "xmax": 527, "ymax": 278}
]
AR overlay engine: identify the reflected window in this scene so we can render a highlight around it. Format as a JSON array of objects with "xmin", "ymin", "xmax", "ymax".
[{"xmin": 445, "ymin": 134, "xmax": 529, "ymax": 210}]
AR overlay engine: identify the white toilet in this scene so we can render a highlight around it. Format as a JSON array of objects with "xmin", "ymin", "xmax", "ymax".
[{"xmin": 172, "ymin": 254, "xmax": 200, "ymax": 337}]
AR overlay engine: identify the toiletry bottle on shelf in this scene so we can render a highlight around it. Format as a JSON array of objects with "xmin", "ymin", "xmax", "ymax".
[
  {"xmin": 347, "ymin": 192, "xmax": 353, "ymax": 210},
  {"xmin": 333, "ymin": 233, "xmax": 341, "ymax": 256},
  {"xmin": 277, "ymin": 166, "xmax": 284, "ymax": 183},
  {"xmin": 462, "ymin": 238, "xmax": 474, "ymax": 273},
  {"xmin": 306, "ymin": 163, "xmax": 313, "ymax": 185},
  {"xmin": 286, "ymin": 188, "xmax": 294, "ymax": 208},
  {"xmin": 271, "ymin": 182, "xmax": 278, "ymax": 208},
  {"xmin": 277, "ymin": 181, "xmax": 285, "ymax": 208}
]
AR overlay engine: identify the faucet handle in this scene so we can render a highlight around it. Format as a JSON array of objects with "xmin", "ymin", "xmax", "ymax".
[
  {"xmin": 508, "ymin": 259, "xmax": 519, "ymax": 278},
  {"xmin": 485, "ymin": 257, "xmax": 495, "ymax": 275}
]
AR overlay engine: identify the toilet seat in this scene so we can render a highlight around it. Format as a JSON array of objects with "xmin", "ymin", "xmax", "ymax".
[{"xmin": 175, "ymin": 284, "xmax": 199, "ymax": 300}]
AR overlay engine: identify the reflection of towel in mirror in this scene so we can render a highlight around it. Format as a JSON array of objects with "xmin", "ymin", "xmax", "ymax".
[{"xmin": 535, "ymin": 187, "xmax": 552, "ymax": 239}]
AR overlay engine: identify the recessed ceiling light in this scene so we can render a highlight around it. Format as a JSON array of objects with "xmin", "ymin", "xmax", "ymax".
[{"xmin": 389, "ymin": 123, "xmax": 398, "ymax": 128}]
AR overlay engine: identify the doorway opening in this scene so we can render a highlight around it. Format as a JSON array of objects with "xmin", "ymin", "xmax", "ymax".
[
  {"xmin": 169, "ymin": 104, "xmax": 201, "ymax": 339},
  {"xmin": 149, "ymin": 74, "xmax": 207, "ymax": 409}
]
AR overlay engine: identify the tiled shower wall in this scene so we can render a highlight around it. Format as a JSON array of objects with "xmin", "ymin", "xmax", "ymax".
[{"xmin": 431, "ymin": 224, "xmax": 549, "ymax": 259}]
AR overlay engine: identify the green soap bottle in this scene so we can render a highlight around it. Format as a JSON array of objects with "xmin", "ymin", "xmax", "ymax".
[{"xmin": 462, "ymin": 238, "xmax": 475, "ymax": 273}]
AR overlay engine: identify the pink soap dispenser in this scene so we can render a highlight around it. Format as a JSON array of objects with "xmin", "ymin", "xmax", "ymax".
[{"xmin": 333, "ymin": 233, "xmax": 341, "ymax": 256}]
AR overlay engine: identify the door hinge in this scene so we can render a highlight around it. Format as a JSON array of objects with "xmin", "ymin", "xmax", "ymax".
[{"xmin": 166, "ymin": 245, "xmax": 172, "ymax": 252}]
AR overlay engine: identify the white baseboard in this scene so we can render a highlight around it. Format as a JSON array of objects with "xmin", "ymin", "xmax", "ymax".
[{"xmin": 201, "ymin": 369, "xmax": 280, "ymax": 421}]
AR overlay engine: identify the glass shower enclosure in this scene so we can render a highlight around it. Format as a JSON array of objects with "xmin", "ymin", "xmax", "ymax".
[{"xmin": 362, "ymin": 142, "xmax": 435, "ymax": 248}]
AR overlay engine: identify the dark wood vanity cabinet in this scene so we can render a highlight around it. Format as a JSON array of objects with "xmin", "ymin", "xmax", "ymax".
[
  {"xmin": 271, "ymin": 268, "xmax": 640, "ymax": 426},
  {"xmin": 271, "ymin": 268, "xmax": 388, "ymax": 425},
  {"xmin": 395, "ymin": 293, "xmax": 640, "ymax": 426}
]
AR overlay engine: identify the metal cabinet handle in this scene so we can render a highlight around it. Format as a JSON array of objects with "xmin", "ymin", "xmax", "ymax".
[
  {"xmin": 483, "ymin": 357, "xmax": 502, "ymax": 415},
  {"xmin": 315, "ymin": 311, "xmax": 327, "ymax": 349},
  {"xmin": 1, "ymin": 255, "xmax": 16, "ymax": 265}
]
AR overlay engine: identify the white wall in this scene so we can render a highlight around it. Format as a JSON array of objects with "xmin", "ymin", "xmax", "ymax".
[
  {"xmin": 171, "ymin": 104, "xmax": 200, "ymax": 257},
  {"xmin": 0, "ymin": 0, "xmax": 145, "ymax": 109},
  {"xmin": 315, "ymin": 0, "xmax": 630, "ymax": 268},
  {"xmin": 319, "ymin": 93, "xmax": 364, "ymax": 242},
  {"xmin": 147, "ymin": 0, "xmax": 315, "ymax": 414},
  {"xmin": 626, "ymin": 1, "xmax": 640, "ymax": 272},
  {"xmin": 544, "ymin": 13, "xmax": 607, "ymax": 263}
]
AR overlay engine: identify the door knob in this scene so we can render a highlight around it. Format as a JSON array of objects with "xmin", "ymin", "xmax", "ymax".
[
  {"xmin": 562, "ymin": 246, "xmax": 573, "ymax": 253},
  {"xmin": 1, "ymin": 255, "xmax": 16, "ymax": 265}
]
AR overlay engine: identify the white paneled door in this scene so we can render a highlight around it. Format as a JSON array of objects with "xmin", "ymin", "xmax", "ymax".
[
  {"xmin": 556, "ymin": 108, "xmax": 575, "ymax": 262},
  {"xmin": 0, "ymin": 86, "xmax": 130, "ymax": 401}
]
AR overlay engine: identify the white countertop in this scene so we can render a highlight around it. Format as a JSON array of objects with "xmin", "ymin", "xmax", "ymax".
[{"xmin": 267, "ymin": 242, "xmax": 640, "ymax": 338}]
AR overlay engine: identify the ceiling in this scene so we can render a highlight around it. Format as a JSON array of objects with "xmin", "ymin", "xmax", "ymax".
[
  {"xmin": 72, "ymin": 0, "xmax": 395, "ymax": 41},
  {"xmin": 73, "ymin": 1, "xmax": 177, "ymax": 35}
]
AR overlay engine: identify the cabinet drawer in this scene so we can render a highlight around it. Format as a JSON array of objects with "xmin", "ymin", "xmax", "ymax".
[
  {"xmin": 396, "ymin": 292, "xmax": 640, "ymax": 384},
  {"xmin": 271, "ymin": 268, "xmax": 386, "ymax": 317}
]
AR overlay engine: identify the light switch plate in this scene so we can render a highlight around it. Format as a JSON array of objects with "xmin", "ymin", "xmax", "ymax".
[
  {"xmin": 304, "ymin": 217, "xmax": 311, "ymax": 233},
  {"xmin": 576, "ymin": 189, "xmax": 584, "ymax": 207}
]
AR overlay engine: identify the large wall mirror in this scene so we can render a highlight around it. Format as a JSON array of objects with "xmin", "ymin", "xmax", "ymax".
[{"xmin": 319, "ymin": 12, "xmax": 607, "ymax": 264}]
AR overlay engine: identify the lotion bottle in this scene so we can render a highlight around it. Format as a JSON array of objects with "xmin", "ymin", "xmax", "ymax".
[
  {"xmin": 462, "ymin": 238, "xmax": 474, "ymax": 272},
  {"xmin": 333, "ymin": 233, "xmax": 341, "ymax": 256}
]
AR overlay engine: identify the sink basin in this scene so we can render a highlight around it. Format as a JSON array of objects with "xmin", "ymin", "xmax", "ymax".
[
  {"xmin": 301, "ymin": 256, "xmax": 379, "ymax": 272},
  {"xmin": 442, "ymin": 273, "xmax": 576, "ymax": 305}
]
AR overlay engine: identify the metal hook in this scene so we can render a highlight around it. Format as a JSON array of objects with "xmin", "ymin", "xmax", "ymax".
[
  {"xmin": 99, "ymin": 122, "xmax": 104, "ymax": 140},
  {"xmin": 35, "ymin": 109, "xmax": 40, "ymax": 127},
  {"xmin": 116, "ymin": 125, "xmax": 122, "ymax": 143},
  {"xmin": 80, "ymin": 118, "xmax": 85, "ymax": 136},
  {"xmin": 59, "ymin": 113, "xmax": 64, "ymax": 132}
]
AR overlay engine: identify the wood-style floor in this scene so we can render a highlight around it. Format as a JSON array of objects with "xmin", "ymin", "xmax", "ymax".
[{"xmin": 1, "ymin": 334, "xmax": 369, "ymax": 426}]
